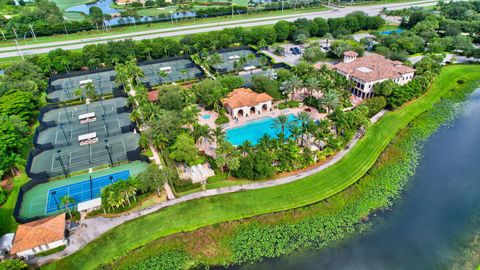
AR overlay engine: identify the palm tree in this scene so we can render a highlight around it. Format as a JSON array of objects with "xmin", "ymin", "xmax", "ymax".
[
  {"xmin": 273, "ymin": 114, "xmax": 289, "ymax": 135},
  {"xmin": 193, "ymin": 124, "xmax": 213, "ymax": 144},
  {"xmin": 182, "ymin": 105, "xmax": 200, "ymax": 129},
  {"xmin": 125, "ymin": 58, "xmax": 145, "ymax": 86},
  {"xmin": 159, "ymin": 70, "xmax": 168, "ymax": 85},
  {"xmin": 60, "ymin": 195, "xmax": 75, "ymax": 218},
  {"xmin": 213, "ymin": 126, "xmax": 226, "ymax": 142},
  {"xmin": 85, "ymin": 82, "xmax": 96, "ymax": 101},
  {"xmin": 114, "ymin": 63, "xmax": 130, "ymax": 93},
  {"xmin": 325, "ymin": 33, "xmax": 334, "ymax": 49},
  {"xmin": 304, "ymin": 77, "xmax": 320, "ymax": 96},
  {"xmin": 319, "ymin": 90, "xmax": 340, "ymax": 114},
  {"xmin": 225, "ymin": 155, "xmax": 240, "ymax": 180},
  {"xmin": 289, "ymin": 75, "xmax": 303, "ymax": 101},
  {"xmin": 239, "ymin": 140, "xmax": 252, "ymax": 156},
  {"xmin": 73, "ymin": 88, "xmax": 84, "ymax": 102},
  {"xmin": 296, "ymin": 111, "xmax": 311, "ymax": 147}
]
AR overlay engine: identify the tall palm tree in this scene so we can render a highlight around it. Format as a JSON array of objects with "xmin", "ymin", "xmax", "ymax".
[
  {"xmin": 73, "ymin": 88, "xmax": 84, "ymax": 102},
  {"xmin": 289, "ymin": 75, "xmax": 303, "ymax": 101},
  {"xmin": 193, "ymin": 124, "xmax": 213, "ymax": 144},
  {"xmin": 85, "ymin": 82, "xmax": 96, "ymax": 101},
  {"xmin": 182, "ymin": 105, "xmax": 200, "ymax": 129},
  {"xmin": 60, "ymin": 195, "xmax": 75, "ymax": 218},
  {"xmin": 325, "ymin": 33, "xmax": 334, "ymax": 48},
  {"xmin": 296, "ymin": 111, "xmax": 311, "ymax": 147},
  {"xmin": 239, "ymin": 140, "xmax": 252, "ymax": 156},
  {"xmin": 319, "ymin": 90, "xmax": 340, "ymax": 114},
  {"xmin": 159, "ymin": 70, "xmax": 168, "ymax": 85},
  {"xmin": 213, "ymin": 126, "xmax": 226, "ymax": 142},
  {"xmin": 114, "ymin": 63, "xmax": 129, "ymax": 92},
  {"xmin": 273, "ymin": 114, "xmax": 289, "ymax": 135},
  {"xmin": 125, "ymin": 58, "xmax": 145, "ymax": 86},
  {"xmin": 304, "ymin": 77, "xmax": 320, "ymax": 96},
  {"xmin": 225, "ymin": 155, "xmax": 240, "ymax": 180}
]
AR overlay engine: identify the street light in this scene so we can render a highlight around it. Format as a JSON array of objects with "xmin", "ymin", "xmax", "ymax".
[
  {"xmin": 56, "ymin": 149, "xmax": 70, "ymax": 178},
  {"xmin": 89, "ymin": 175, "xmax": 93, "ymax": 200},
  {"xmin": 105, "ymin": 139, "xmax": 113, "ymax": 166},
  {"xmin": 102, "ymin": 116, "xmax": 109, "ymax": 138},
  {"xmin": 59, "ymin": 123, "xmax": 70, "ymax": 146},
  {"xmin": 51, "ymin": 191, "xmax": 61, "ymax": 211}
]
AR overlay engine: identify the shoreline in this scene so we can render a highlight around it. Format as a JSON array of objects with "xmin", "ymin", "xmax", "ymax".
[{"xmin": 43, "ymin": 65, "xmax": 480, "ymax": 270}]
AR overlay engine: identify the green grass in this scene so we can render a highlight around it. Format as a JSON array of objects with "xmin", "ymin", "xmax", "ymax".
[
  {"xmin": 43, "ymin": 65, "xmax": 480, "ymax": 270},
  {"xmin": 51, "ymin": 0, "xmax": 97, "ymax": 10}
]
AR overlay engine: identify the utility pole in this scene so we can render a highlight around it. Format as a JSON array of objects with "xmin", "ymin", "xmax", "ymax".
[
  {"xmin": 29, "ymin": 23, "xmax": 36, "ymax": 40},
  {"xmin": 12, "ymin": 28, "xmax": 24, "ymax": 60},
  {"xmin": 63, "ymin": 22, "xmax": 69, "ymax": 37}
]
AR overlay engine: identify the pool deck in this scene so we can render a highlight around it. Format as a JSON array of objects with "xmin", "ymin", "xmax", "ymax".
[{"xmin": 198, "ymin": 102, "xmax": 327, "ymax": 130}]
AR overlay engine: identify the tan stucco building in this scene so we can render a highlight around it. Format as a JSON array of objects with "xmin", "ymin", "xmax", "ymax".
[{"xmin": 222, "ymin": 88, "xmax": 273, "ymax": 118}]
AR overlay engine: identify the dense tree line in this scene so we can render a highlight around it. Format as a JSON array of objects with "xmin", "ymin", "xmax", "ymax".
[
  {"xmin": 0, "ymin": 62, "xmax": 45, "ymax": 180},
  {"xmin": 27, "ymin": 12, "xmax": 384, "ymax": 74},
  {"xmin": 374, "ymin": 2, "xmax": 480, "ymax": 61}
]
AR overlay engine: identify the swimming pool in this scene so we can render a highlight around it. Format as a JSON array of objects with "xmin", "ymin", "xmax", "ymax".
[
  {"xmin": 226, "ymin": 114, "xmax": 297, "ymax": 146},
  {"xmin": 202, "ymin": 114, "xmax": 211, "ymax": 120},
  {"xmin": 379, "ymin": 29, "xmax": 404, "ymax": 35}
]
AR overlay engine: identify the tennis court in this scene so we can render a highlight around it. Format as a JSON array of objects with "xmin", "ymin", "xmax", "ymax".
[
  {"xmin": 213, "ymin": 49, "xmax": 263, "ymax": 73},
  {"xmin": 140, "ymin": 58, "xmax": 203, "ymax": 87},
  {"xmin": 20, "ymin": 161, "xmax": 147, "ymax": 219},
  {"xmin": 40, "ymin": 97, "xmax": 129, "ymax": 127},
  {"xmin": 47, "ymin": 70, "xmax": 118, "ymax": 103},
  {"xmin": 28, "ymin": 132, "xmax": 141, "ymax": 179},
  {"xmin": 45, "ymin": 170, "xmax": 131, "ymax": 214},
  {"xmin": 35, "ymin": 113, "xmax": 133, "ymax": 149}
]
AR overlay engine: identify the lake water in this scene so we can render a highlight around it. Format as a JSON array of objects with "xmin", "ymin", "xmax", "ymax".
[
  {"xmin": 233, "ymin": 89, "xmax": 480, "ymax": 270},
  {"xmin": 65, "ymin": 0, "xmax": 196, "ymax": 26}
]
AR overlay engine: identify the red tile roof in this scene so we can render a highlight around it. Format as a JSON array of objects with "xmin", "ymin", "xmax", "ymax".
[
  {"xmin": 343, "ymin": 50, "xmax": 358, "ymax": 57},
  {"xmin": 11, "ymin": 214, "xmax": 66, "ymax": 254},
  {"xmin": 334, "ymin": 53, "xmax": 415, "ymax": 82},
  {"xmin": 148, "ymin": 90, "xmax": 159, "ymax": 102},
  {"xmin": 222, "ymin": 88, "xmax": 273, "ymax": 109}
]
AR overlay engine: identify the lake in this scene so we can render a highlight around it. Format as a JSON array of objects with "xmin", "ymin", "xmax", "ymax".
[{"xmin": 232, "ymin": 88, "xmax": 480, "ymax": 270}]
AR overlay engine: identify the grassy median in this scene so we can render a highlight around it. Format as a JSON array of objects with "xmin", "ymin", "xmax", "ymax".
[{"xmin": 44, "ymin": 65, "xmax": 480, "ymax": 270}]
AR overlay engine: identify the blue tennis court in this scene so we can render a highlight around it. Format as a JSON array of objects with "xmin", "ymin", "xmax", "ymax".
[{"xmin": 45, "ymin": 170, "xmax": 131, "ymax": 214}]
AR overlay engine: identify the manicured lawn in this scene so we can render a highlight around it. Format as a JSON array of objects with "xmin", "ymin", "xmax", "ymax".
[
  {"xmin": 51, "ymin": 0, "xmax": 96, "ymax": 10},
  {"xmin": 43, "ymin": 65, "xmax": 480, "ymax": 270}
]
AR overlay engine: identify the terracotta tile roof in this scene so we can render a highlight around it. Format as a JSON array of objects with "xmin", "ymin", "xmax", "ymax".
[
  {"xmin": 148, "ymin": 90, "xmax": 159, "ymax": 102},
  {"xmin": 222, "ymin": 88, "xmax": 273, "ymax": 109},
  {"xmin": 11, "ymin": 214, "xmax": 66, "ymax": 254},
  {"xmin": 334, "ymin": 53, "xmax": 415, "ymax": 82},
  {"xmin": 344, "ymin": 50, "xmax": 358, "ymax": 57}
]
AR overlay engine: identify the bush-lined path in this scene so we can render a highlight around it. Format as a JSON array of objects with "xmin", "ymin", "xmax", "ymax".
[{"xmin": 42, "ymin": 65, "xmax": 480, "ymax": 270}]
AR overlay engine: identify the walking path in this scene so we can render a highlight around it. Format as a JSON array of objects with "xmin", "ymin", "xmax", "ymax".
[{"xmin": 37, "ymin": 110, "xmax": 387, "ymax": 265}]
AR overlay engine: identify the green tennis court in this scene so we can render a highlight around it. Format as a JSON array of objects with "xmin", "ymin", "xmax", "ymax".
[
  {"xmin": 28, "ymin": 132, "xmax": 141, "ymax": 179},
  {"xmin": 140, "ymin": 58, "xmax": 203, "ymax": 87},
  {"xmin": 35, "ymin": 113, "xmax": 133, "ymax": 149},
  {"xmin": 213, "ymin": 49, "xmax": 262, "ymax": 73},
  {"xmin": 48, "ymin": 70, "xmax": 119, "ymax": 103},
  {"xmin": 40, "ymin": 97, "xmax": 129, "ymax": 127},
  {"xmin": 20, "ymin": 161, "xmax": 148, "ymax": 219}
]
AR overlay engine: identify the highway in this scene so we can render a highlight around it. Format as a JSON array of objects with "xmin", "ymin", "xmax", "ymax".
[{"xmin": 0, "ymin": 0, "xmax": 437, "ymax": 59}]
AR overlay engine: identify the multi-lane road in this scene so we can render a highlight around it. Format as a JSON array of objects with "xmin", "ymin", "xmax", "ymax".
[{"xmin": 0, "ymin": 0, "xmax": 438, "ymax": 59}]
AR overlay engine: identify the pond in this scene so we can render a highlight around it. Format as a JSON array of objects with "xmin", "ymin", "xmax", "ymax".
[
  {"xmin": 65, "ymin": 0, "xmax": 197, "ymax": 26},
  {"xmin": 232, "ymin": 88, "xmax": 480, "ymax": 270}
]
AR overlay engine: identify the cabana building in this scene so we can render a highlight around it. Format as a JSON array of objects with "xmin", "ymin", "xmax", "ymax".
[{"xmin": 222, "ymin": 88, "xmax": 273, "ymax": 118}]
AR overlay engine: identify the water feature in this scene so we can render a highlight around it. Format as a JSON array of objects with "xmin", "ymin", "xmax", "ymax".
[
  {"xmin": 202, "ymin": 114, "xmax": 211, "ymax": 120},
  {"xmin": 379, "ymin": 28, "xmax": 404, "ymax": 35},
  {"xmin": 226, "ymin": 114, "xmax": 296, "ymax": 146},
  {"xmin": 65, "ymin": 0, "xmax": 196, "ymax": 26},
  {"xmin": 232, "ymin": 89, "xmax": 480, "ymax": 270}
]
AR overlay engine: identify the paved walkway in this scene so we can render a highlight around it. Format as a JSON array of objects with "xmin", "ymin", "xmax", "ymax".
[{"xmin": 37, "ymin": 110, "xmax": 387, "ymax": 265}]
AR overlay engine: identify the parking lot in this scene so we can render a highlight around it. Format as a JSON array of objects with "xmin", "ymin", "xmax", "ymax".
[{"xmin": 263, "ymin": 43, "xmax": 307, "ymax": 66}]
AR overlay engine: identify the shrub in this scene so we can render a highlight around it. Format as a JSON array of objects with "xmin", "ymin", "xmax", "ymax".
[
  {"xmin": 215, "ymin": 115, "xmax": 230, "ymax": 125},
  {"xmin": 0, "ymin": 258, "xmax": 27, "ymax": 270},
  {"xmin": 37, "ymin": 245, "xmax": 66, "ymax": 257},
  {"xmin": 277, "ymin": 103, "xmax": 287, "ymax": 110},
  {"xmin": 171, "ymin": 178, "xmax": 201, "ymax": 193},
  {"xmin": 287, "ymin": 100, "xmax": 300, "ymax": 108},
  {"xmin": 362, "ymin": 96, "xmax": 387, "ymax": 117},
  {"xmin": 123, "ymin": 250, "xmax": 189, "ymax": 270}
]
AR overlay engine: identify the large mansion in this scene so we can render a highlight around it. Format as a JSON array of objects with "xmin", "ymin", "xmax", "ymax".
[{"xmin": 333, "ymin": 51, "xmax": 415, "ymax": 99}]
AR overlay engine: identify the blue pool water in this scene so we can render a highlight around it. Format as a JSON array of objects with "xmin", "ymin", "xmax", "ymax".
[
  {"xmin": 379, "ymin": 29, "xmax": 404, "ymax": 35},
  {"xmin": 226, "ymin": 114, "xmax": 297, "ymax": 146},
  {"xmin": 45, "ymin": 170, "xmax": 130, "ymax": 214},
  {"xmin": 202, "ymin": 114, "xmax": 211, "ymax": 120}
]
